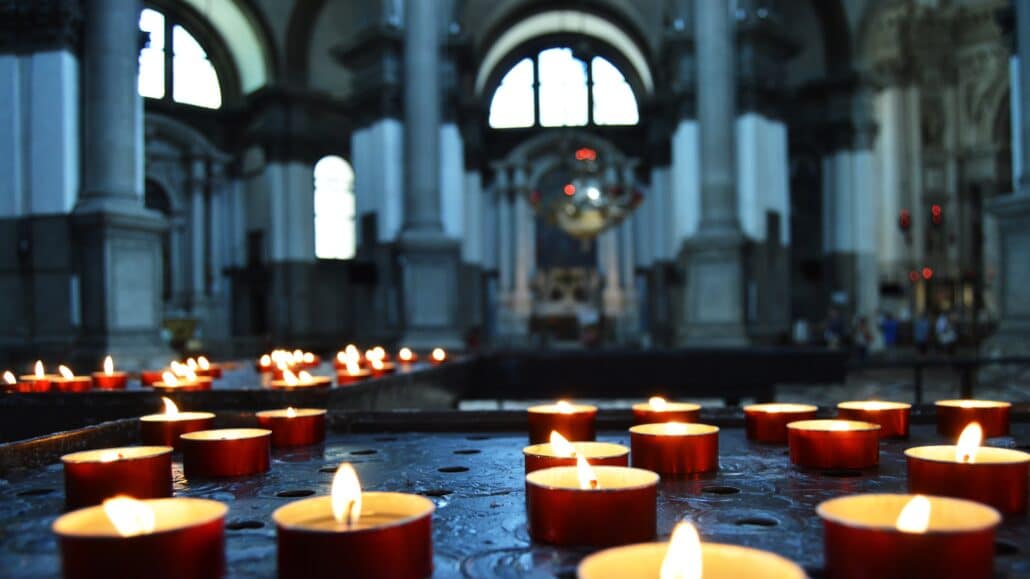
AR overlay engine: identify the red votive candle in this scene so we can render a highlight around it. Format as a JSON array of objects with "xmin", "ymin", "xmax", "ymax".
[
  {"xmin": 62, "ymin": 447, "xmax": 173, "ymax": 509},
  {"xmin": 935, "ymin": 400, "xmax": 1010, "ymax": 438},
  {"xmin": 151, "ymin": 377, "xmax": 213, "ymax": 393},
  {"xmin": 631, "ymin": 397, "xmax": 701, "ymax": 425},
  {"xmin": 817, "ymin": 494, "xmax": 1000, "ymax": 579},
  {"xmin": 837, "ymin": 401, "xmax": 911, "ymax": 438},
  {"xmin": 526, "ymin": 464, "xmax": 657, "ymax": 547},
  {"xmin": 52, "ymin": 366, "xmax": 93, "ymax": 393},
  {"xmin": 54, "ymin": 497, "xmax": 227, "ymax": 579},
  {"xmin": 256, "ymin": 408, "xmax": 327, "ymax": 448},
  {"xmin": 268, "ymin": 374, "xmax": 332, "ymax": 390},
  {"xmin": 630, "ymin": 423, "xmax": 719, "ymax": 475},
  {"xmin": 274, "ymin": 464, "xmax": 434, "ymax": 579},
  {"xmin": 181, "ymin": 429, "xmax": 271, "ymax": 478},
  {"xmin": 787, "ymin": 419, "xmax": 880, "ymax": 469},
  {"xmin": 139, "ymin": 399, "xmax": 216, "ymax": 450},
  {"xmin": 140, "ymin": 370, "xmax": 164, "ymax": 386},
  {"xmin": 744, "ymin": 403, "xmax": 818, "ymax": 443},
  {"xmin": 19, "ymin": 361, "xmax": 53, "ymax": 392},
  {"xmin": 527, "ymin": 402, "xmax": 597, "ymax": 444},
  {"xmin": 92, "ymin": 356, "xmax": 128, "ymax": 390},
  {"xmin": 906, "ymin": 444, "xmax": 1030, "ymax": 514},
  {"xmin": 522, "ymin": 440, "xmax": 628, "ymax": 474}
]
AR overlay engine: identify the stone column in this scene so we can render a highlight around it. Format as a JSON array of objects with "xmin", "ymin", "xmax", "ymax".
[
  {"xmin": 512, "ymin": 165, "xmax": 533, "ymax": 316},
  {"xmin": 189, "ymin": 156, "xmax": 206, "ymax": 300},
  {"xmin": 72, "ymin": 0, "xmax": 170, "ymax": 369},
  {"xmin": 987, "ymin": 0, "xmax": 1030, "ymax": 354},
  {"xmin": 396, "ymin": 0, "xmax": 462, "ymax": 348},
  {"xmin": 679, "ymin": 0, "xmax": 748, "ymax": 345}
]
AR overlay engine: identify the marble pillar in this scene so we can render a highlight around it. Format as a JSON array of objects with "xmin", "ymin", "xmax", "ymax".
[
  {"xmin": 679, "ymin": 0, "xmax": 748, "ymax": 346},
  {"xmin": 72, "ymin": 0, "xmax": 170, "ymax": 369},
  {"xmin": 986, "ymin": 0, "xmax": 1030, "ymax": 354},
  {"xmin": 397, "ymin": 0, "xmax": 462, "ymax": 348}
]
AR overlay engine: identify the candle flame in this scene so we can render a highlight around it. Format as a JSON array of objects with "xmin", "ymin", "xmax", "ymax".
[
  {"xmin": 161, "ymin": 397, "xmax": 179, "ymax": 416},
  {"xmin": 364, "ymin": 349, "xmax": 376, "ymax": 362},
  {"xmin": 286, "ymin": 407, "xmax": 297, "ymax": 418},
  {"xmin": 161, "ymin": 371, "xmax": 179, "ymax": 386},
  {"xmin": 198, "ymin": 356, "xmax": 210, "ymax": 370},
  {"xmin": 260, "ymin": 354, "xmax": 271, "ymax": 367},
  {"xmin": 345, "ymin": 345, "xmax": 359, "ymax": 358},
  {"xmin": 556, "ymin": 400, "xmax": 573, "ymax": 414},
  {"xmin": 103, "ymin": 496, "xmax": 156, "ymax": 537},
  {"xmin": 298, "ymin": 370, "xmax": 314, "ymax": 383},
  {"xmin": 58, "ymin": 365, "xmax": 74, "ymax": 380},
  {"xmin": 282, "ymin": 369, "xmax": 299, "ymax": 387},
  {"xmin": 336, "ymin": 351, "xmax": 347, "ymax": 364},
  {"xmin": 955, "ymin": 422, "xmax": 983, "ymax": 464},
  {"xmin": 345, "ymin": 359, "xmax": 361, "ymax": 375},
  {"xmin": 549, "ymin": 431, "xmax": 577, "ymax": 457},
  {"xmin": 182, "ymin": 368, "xmax": 198, "ymax": 382},
  {"xmin": 665, "ymin": 422, "xmax": 690, "ymax": 435},
  {"xmin": 649, "ymin": 396, "xmax": 668, "ymax": 411},
  {"xmin": 3, "ymin": 371, "xmax": 15, "ymax": 385},
  {"xmin": 99, "ymin": 450, "xmax": 122, "ymax": 463},
  {"xmin": 186, "ymin": 358, "xmax": 198, "ymax": 371},
  {"xmin": 293, "ymin": 349, "xmax": 303, "ymax": 360},
  {"xmin": 895, "ymin": 495, "xmax": 931, "ymax": 534},
  {"xmin": 170, "ymin": 361, "xmax": 187, "ymax": 376},
  {"xmin": 34, "ymin": 360, "xmax": 44, "ymax": 378},
  {"xmin": 331, "ymin": 463, "xmax": 362, "ymax": 527},
  {"xmin": 829, "ymin": 421, "xmax": 850, "ymax": 431},
  {"xmin": 399, "ymin": 347, "xmax": 413, "ymax": 361},
  {"xmin": 431, "ymin": 348, "xmax": 446, "ymax": 362},
  {"xmin": 303, "ymin": 352, "xmax": 314, "ymax": 364},
  {"xmin": 371, "ymin": 358, "xmax": 384, "ymax": 371},
  {"xmin": 576, "ymin": 456, "xmax": 599, "ymax": 490},
  {"xmin": 103, "ymin": 355, "xmax": 114, "ymax": 376},
  {"xmin": 661, "ymin": 522, "xmax": 702, "ymax": 579}
]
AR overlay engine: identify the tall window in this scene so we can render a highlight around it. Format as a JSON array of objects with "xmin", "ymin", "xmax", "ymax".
[
  {"xmin": 488, "ymin": 48, "xmax": 638, "ymax": 129},
  {"xmin": 314, "ymin": 156, "xmax": 356, "ymax": 260},
  {"xmin": 138, "ymin": 8, "xmax": 222, "ymax": 109}
]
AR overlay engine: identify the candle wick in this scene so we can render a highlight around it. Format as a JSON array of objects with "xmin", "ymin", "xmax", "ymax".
[
  {"xmin": 589, "ymin": 480, "xmax": 598, "ymax": 490},
  {"xmin": 345, "ymin": 501, "xmax": 356, "ymax": 529}
]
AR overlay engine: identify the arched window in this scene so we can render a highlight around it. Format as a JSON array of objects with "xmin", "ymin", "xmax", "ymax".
[
  {"xmin": 314, "ymin": 156, "xmax": 356, "ymax": 260},
  {"xmin": 138, "ymin": 7, "xmax": 222, "ymax": 109},
  {"xmin": 488, "ymin": 48, "xmax": 639, "ymax": 129}
]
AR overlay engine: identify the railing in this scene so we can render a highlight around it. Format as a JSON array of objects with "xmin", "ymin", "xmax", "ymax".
[{"xmin": 850, "ymin": 356, "xmax": 1030, "ymax": 403}]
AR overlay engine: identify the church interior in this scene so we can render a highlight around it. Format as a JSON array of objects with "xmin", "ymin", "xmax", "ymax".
[{"xmin": 1, "ymin": 0, "xmax": 1029, "ymax": 577}]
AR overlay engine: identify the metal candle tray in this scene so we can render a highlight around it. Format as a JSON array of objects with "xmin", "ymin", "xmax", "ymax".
[{"xmin": 0, "ymin": 417, "xmax": 1027, "ymax": 578}]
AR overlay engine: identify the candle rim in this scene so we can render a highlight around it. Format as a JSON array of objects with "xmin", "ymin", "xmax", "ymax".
[
  {"xmin": 256, "ymin": 408, "xmax": 327, "ymax": 419},
  {"xmin": 525, "ymin": 465, "xmax": 659, "ymax": 491},
  {"xmin": 335, "ymin": 368, "xmax": 372, "ymax": 376},
  {"xmin": 630, "ymin": 423, "xmax": 719, "ymax": 437},
  {"xmin": 837, "ymin": 401, "xmax": 911, "ymax": 411},
  {"xmin": 631, "ymin": 401, "xmax": 701, "ymax": 412},
  {"xmin": 904, "ymin": 445, "xmax": 1030, "ymax": 465},
  {"xmin": 52, "ymin": 497, "xmax": 227, "ymax": 538},
  {"xmin": 272, "ymin": 492, "xmax": 435, "ymax": 533},
  {"xmin": 268, "ymin": 376, "xmax": 333, "ymax": 387},
  {"xmin": 139, "ymin": 411, "xmax": 215, "ymax": 423},
  {"xmin": 527, "ymin": 403, "xmax": 598, "ymax": 414},
  {"xmin": 61, "ymin": 446, "xmax": 173, "ymax": 464},
  {"xmin": 180, "ymin": 428, "xmax": 271, "ymax": 441},
  {"xmin": 522, "ymin": 441, "xmax": 629, "ymax": 459},
  {"xmin": 935, "ymin": 399, "xmax": 1011, "ymax": 409},
  {"xmin": 577, "ymin": 541, "xmax": 807, "ymax": 578},
  {"xmin": 816, "ymin": 493, "xmax": 1001, "ymax": 533},
  {"xmin": 786, "ymin": 419, "xmax": 880, "ymax": 432},
  {"xmin": 743, "ymin": 403, "xmax": 818, "ymax": 413}
]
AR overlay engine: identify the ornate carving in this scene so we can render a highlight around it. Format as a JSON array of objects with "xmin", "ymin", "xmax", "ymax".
[{"xmin": 0, "ymin": 0, "xmax": 82, "ymax": 54}]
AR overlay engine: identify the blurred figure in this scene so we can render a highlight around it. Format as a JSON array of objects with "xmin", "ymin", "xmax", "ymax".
[
  {"xmin": 852, "ymin": 316, "xmax": 872, "ymax": 361},
  {"xmin": 823, "ymin": 309, "xmax": 844, "ymax": 349},
  {"xmin": 879, "ymin": 312, "xmax": 899, "ymax": 351},
  {"xmin": 913, "ymin": 313, "xmax": 931, "ymax": 356},
  {"xmin": 792, "ymin": 318, "xmax": 810, "ymax": 345},
  {"xmin": 935, "ymin": 312, "xmax": 957, "ymax": 356}
]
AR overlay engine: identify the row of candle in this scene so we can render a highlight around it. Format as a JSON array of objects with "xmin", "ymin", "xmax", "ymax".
[
  {"xmin": 3, "ymin": 357, "xmax": 129, "ymax": 392},
  {"xmin": 261, "ymin": 346, "xmax": 449, "ymax": 389}
]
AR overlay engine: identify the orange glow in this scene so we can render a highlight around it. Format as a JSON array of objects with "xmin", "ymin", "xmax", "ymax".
[
  {"xmin": 371, "ymin": 358, "xmax": 385, "ymax": 371},
  {"xmin": 286, "ymin": 407, "xmax": 297, "ymax": 418},
  {"xmin": 364, "ymin": 349, "xmax": 377, "ymax": 362},
  {"xmin": 895, "ymin": 495, "xmax": 931, "ymax": 534},
  {"xmin": 576, "ymin": 456, "xmax": 599, "ymax": 490},
  {"xmin": 660, "ymin": 521, "xmax": 702, "ymax": 579},
  {"xmin": 431, "ymin": 348, "xmax": 446, "ymax": 362},
  {"xmin": 186, "ymin": 358, "xmax": 198, "ymax": 371},
  {"xmin": 103, "ymin": 356, "xmax": 114, "ymax": 376},
  {"xmin": 293, "ymin": 349, "xmax": 303, "ymax": 360},
  {"xmin": 556, "ymin": 400, "xmax": 573, "ymax": 414},
  {"xmin": 372, "ymin": 346, "xmax": 386, "ymax": 359},
  {"xmin": 3, "ymin": 371, "xmax": 15, "ymax": 385},
  {"xmin": 260, "ymin": 354, "xmax": 272, "ymax": 367},
  {"xmin": 197, "ymin": 356, "xmax": 210, "ymax": 370},
  {"xmin": 298, "ymin": 370, "xmax": 314, "ymax": 383},
  {"xmin": 399, "ymin": 348, "xmax": 414, "ymax": 362},
  {"xmin": 170, "ymin": 361, "xmax": 188, "ymax": 377},
  {"xmin": 336, "ymin": 351, "xmax": 347, "ymax": 364},
  {"xmin": 99, "ymin": 450, "xmax": 122, "ymax": 463},
  {"xmin": 58, "ymin": 365, "xmax": 74, "ymax": 380},
  {"xmin": 302, "ymin": 352, "xmax": 315, "ymax": 364},
  {"xmin": 665, "ymin": 422, "xmax": 690, "ymax": 435},
  {"xmin": 345, "ymin": 359, "xmax": 361, "ymax": 375},
  {"xmin": 103, "ymin": 496, "xmax": 156, "ymax": 537},
  {"xmin": 649, "ymin": 396, "xmax": 668, "ymax": 411},
  {"xmin": 829, "ymin": 421, "xmax": 851, "ymax": 431},
  {"xmin": 955, "ymin": 422, "xmax": 983, "ymax": 463},
  {"xmin": 34, "ymin": 360, "xmax": 44, "ymax": 378},
  {"xmin": 161, "ymin": 371, "xmax": 179, "ymax": 386},
  {"xmin": 549, "ymin": 431, "xmax": 577, "ymax": 458},
  {"xmin": 161, "ymin": 397, "xmax": 179, "ymax": 416},
  {"xmin": 345, "ymin": 345, "xmax": 359, "ymax": 359},
  {"xmin": 331, "ymin": 463, "xmax": 362, "ymax": 527}
]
